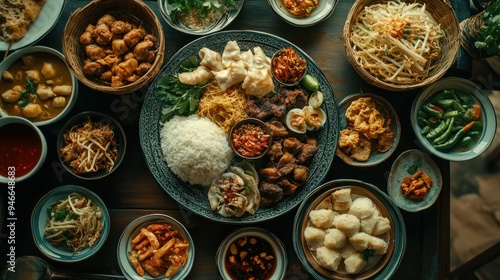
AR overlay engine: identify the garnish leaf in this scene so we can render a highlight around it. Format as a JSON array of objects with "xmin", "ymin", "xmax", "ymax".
[
  {"xmin": 362, "ymin": 248, "xmax": 375, "ymax": 261},
  {"xmin": 407, "ymin": 157, "xmax": 422, "ymax": 175}
]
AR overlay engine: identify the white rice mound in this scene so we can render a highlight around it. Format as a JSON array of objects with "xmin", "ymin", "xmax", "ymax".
[{"xmin": 160, "ymin": 115, "xmax": 233, "ymax": 187}]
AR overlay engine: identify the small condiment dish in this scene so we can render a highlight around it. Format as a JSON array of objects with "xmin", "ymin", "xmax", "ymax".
[
  {"xmin": 0, "ymin": 116, "xmax": 47, "ymax": 183},
  {"xmin": 216, "ymin": 227, "xmax": 287, "ymax": 280},
  {"xmin": 229, "ymin": 118, "xmax": 272, "ymax": 160},
  {"xmin": 267, "ymin": 0, "xmax": 338, "ymax": 27},
  {"xmin": 271, "ymin": 48, "xmax": 307, "ymax": 86},
  {"xmin": 117, "ymin": 214, "xmax": 195, "ymax": 280},
  {"xmin": 387, "ymin": 149, "xmax": 442, "ymax": 212},
  {"xmin": 31, "ymin": 185, "xmax": 110, "ymax": 262},
  {"xmin": 57, "ymin": 111, "xmax": 126, "ymax": 180}
]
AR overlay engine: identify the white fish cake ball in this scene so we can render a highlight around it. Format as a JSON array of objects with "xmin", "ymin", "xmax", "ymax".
[
  {"xmin": 309, "ymin": 209, "xmax": 336, "ymax": 229},
  {"xmin": 324, "ymin": 228, "xmax": 347, "ymax": 250},
  {"xmin": 339, "ymin": 243, "xmax": 357, "ymax": 259},
  {"xmin": 373, "ymin": 216, "xmax": 391, "ymax": 236},
  {"xmin": 360, "ymin": 209, "xmax": 380, "ymax": 235},
  {"xmin": 348, "ymin": 197, "xmax": 375, "ymax": 219},
  {"xmin": 333, "ymin": 214, "xmax": 360, "ymax": 237},
  {"xmin": 304, "ymin": 226, "xmax": 325, "ymax": 250},
  {"xmin": 344, "ymin": 253, "xmax": 367, "ymax": 274},
  {"xmin": 349, "ymin": 232, "xmax": 372, "ymax": 251},
  {"xmin": 315, "ymin": 246, "xmax": 342, "ymax": 271}
]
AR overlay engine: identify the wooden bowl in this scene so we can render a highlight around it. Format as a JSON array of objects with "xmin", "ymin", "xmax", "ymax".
[
  {"xmin": 343, "ymin": 0, "xmax": 460, "ymax": 91},
  {"xmin": 62, "ymin": 0, "xmax": 165, "ymax": 95}
]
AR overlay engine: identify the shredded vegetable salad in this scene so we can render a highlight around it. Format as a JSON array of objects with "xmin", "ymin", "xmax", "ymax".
[{"xmin": 350, "ymin": 1, "xmax": 444, "ymax": 84}]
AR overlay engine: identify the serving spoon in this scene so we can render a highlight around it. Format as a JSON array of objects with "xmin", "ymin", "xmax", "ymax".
[{"xmin": 1, "ymin": 256, "xmax": 126, "ymax": 280}]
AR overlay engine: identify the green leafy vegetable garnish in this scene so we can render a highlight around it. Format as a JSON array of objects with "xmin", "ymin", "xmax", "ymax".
[
  {"xmin": 156, "ymin": 55, "xmax": 206, "ymax": 123},
  {"xmin": 362, "ymin": 248, "xmax": 375, "ymax": 261},
  {"xmin": 52, "ymin": 209, "xmax": 77, "ymax": 222},
  {"xmin": 407, "ymin": 157, "xmax": 422, "ymax": 175},
  {"xmin": 475, "ymin": 0, "xmax": 500, "ymax": 57},
  {"xmin": 168, "ymin": 0, "xmax": 239, "ymax": 18},
  {"xmin": 17, "ymin": 77, "xmax": 38, "ymax": 108}
]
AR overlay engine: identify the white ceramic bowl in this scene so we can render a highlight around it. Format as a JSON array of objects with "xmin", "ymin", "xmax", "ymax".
[
  {"xmin": 0, "ymin": 46, "xmax": 78, "ymax": 126},
  {"xmin": 0, "ymin": 116, "xmax": 47, "ymax": 183},
  {"xmin": 31, "ymin": 185, "xmax": 110, "ymax": 262},
  {"xmin": 117, "ymin": 214, "xmax": 195, "ymax": 280},
  {"xmin": 411, "ymin": 77, "xmax": 497, "ymax": 161},
  {"xmin": 267, "ymin": 0, "xmax": 338, "ymax": 27},
  {"xmin": 216, "ymin": 227, "xmax": 287, "ymax": 280}
]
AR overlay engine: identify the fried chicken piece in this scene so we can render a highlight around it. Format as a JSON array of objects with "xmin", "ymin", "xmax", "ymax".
[{"xmin": 283, "ymin": 137, "xmax": 303, "ymax": 154}]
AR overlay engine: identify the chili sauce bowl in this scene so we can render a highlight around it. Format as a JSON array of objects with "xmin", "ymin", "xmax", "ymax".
[
  {"xmin": 411, "ymin": 77, "xmax": 496, "ymax": 161},
  {"xmin": 216, "ymin": 227, "xmax": 287, "ymax": 280},
  {"xmin": 0, "ymin": 116, "xmax": 47, "ymax": 183},
  {"xmin": 229, "ymin": 118, "xmax": 273, "ymax": 160}
]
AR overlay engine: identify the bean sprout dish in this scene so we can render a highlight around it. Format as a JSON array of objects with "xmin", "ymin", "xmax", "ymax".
[
  {"xmin": 60, "ymin": 118, "xmax": 118, "ymax": 174},
  {"xmin": 44, "ymin": 192, "xmax": 103, "ymax": 252},
  {"xmin": 350, "ymin": 1, "xmax": 444, "ymax": 84}
]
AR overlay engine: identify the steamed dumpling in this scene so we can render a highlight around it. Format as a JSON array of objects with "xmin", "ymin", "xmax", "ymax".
[
  {"xmin": 332, "ymin": 188, "xmax": 352, "ymax": 212},
  {"xmin": 344, "ymin": 253, "xmax": 367, "ymax": 274},
  {"xmin": 242, "ymin": 46, "xmax": 274, "ymax": 97},
  {"xmin": 315, "ymin": 246, "xmax": 342, "ymax": 271},
  {"xmin": 373, "ymin": 216, "xmax": 391, "ymax": 236},
  {"xmin": 348, "ymin": 197, "xmax": 375, "ymax": 219},
  {"xmin": 213, "ymin": 41, "xmax": 247, "ymax": 91},
  {"xmin": 333, "ymin": 214, "xmax": 360, "ymax": 237},
  {"xmin": 304, "ymin": 226, "xmax": 325, "ymax": 250},
  {"xmin": 324, "ymin": 228, "xmax": 347, "ymax": 250},
  {"xmin": 199, "ymin": 47, "xmax": 223, "ymax": 71},
  {"xmin": 309, "ymin": 209, "xmax": 336, "ymax": 229},
  {"xmin": 178, "ymin": 65, "xmax": 214, "ymax": 86}
]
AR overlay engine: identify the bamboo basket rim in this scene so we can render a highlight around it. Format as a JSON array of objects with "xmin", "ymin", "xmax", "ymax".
[
  {"xmin": 62, "ymin": 0, "xmax": 165, "ymax": 95},
  {"xmin": 343, "ymin": 0, "xmax": 461, "ymax": 92}
]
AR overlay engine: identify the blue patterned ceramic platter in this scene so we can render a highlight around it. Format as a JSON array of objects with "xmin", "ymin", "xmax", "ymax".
[{"xmin": 139, "ymin": 30, "xmax": 339, "ymax": 224}]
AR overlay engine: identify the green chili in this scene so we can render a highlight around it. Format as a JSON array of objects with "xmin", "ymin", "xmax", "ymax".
[
  {"xmin": 420, "ymin": 125, "xmax": 431, "ymax": 135},
  {"xmin": 443, "ymin": 110, "xmax": 459, "ymax": 118},
  {"xmin": 422, "ymin": 104, "xmax": 443, "ymax": 119},
  {"xmin": 435, "ymin": 121, "xmax": 475, "ymax": 150},
  {"xmin": 436, "ymin": 99, "xmax": 453, "ymax": 108},
  {"xmin": 426, "ymin": 119, "xmax": 448, "ymax": 139},
  {"xmin": 434, "ymin": 117, "xmax": 455, "ymax": 144}
]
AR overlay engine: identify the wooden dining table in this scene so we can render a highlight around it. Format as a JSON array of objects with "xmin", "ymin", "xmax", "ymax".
[{"xmin": 0, "ymin": 0, "xmax": 459, "ymax": 279}]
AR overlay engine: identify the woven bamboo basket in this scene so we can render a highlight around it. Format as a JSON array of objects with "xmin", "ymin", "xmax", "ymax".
[
  {"xmin": 62, "ymin": 0, "xmax": 165, "ymax": 95},
  {"xmin": 343, "ymin": 0, "xmax": 460, "ymax": 91}
]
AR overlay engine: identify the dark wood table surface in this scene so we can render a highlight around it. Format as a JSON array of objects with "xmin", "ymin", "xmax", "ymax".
[{"xmin": 0, "ymin": 0, "xmax": 455, "ymax": 279}]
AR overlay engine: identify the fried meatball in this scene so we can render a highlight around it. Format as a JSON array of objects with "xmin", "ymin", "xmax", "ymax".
[
  {"xmin": 133, "ymin": 40, "xmax": 154, "ymax": 61},
  {"xmin": 83, "ymin": 60, "xmax": 102, "ymax": 76},
  {"xmin": 94, "ymin": 23, "xmax": 113, "ymax": 45},
  {"xmin": 85, "ymin": 44, "xmax": 106, "ymax": 60},
  {"xmin": 111, "ymin": 20, "xmax": 132, "ymax": 34},
  {"xmin": 123, "ymin": 28, "xmax": 146, "ymax": 48},
  {"xmin": 97, "ymin": 13, "xmax": 116, "ymax": 28}
]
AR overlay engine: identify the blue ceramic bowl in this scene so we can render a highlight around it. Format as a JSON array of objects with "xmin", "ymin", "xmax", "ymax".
[
  {"xmin": 336, "ymin": 93, "xmax": 401, "ymax": 167},
  {"xmin": 117, "ymin": 214, "xmax": 195, "ymax": 280},
  {"xmin": 387, "ymin": 149, "xmax": 442, "ymax": 212},
  {"xmin": 31, "ymin": 185, "xmax": 110, "ymax": 262},
  {"xmin": 293, "ymin": 179, "xmax": 406, "ymax": 279},
  {"xmin": 411, "ymin": 77, "xmax": 497, "ymax": 161}
]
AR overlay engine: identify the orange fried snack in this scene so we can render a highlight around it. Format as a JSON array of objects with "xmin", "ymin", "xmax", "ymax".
[
  {"xmin": 400, "ymin": 170, "xmax": 433, "ymax": 199},
  {"xmin": 128, "ymin": 223, "xmax": 189, "ymax": 278}
]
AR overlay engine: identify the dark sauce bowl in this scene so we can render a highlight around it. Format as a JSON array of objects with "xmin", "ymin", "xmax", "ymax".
[{"xmin": 216, "ymin": 227, "xmax": 287, "ymax": 280}]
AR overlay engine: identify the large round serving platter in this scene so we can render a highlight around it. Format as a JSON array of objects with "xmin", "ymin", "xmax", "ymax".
[
  {"xmin": 140, "ymin": 30, "xmax": 339, "ymax": 224},
  {"xmin": 0, "ymin": 0, "xmax": 65, "ymax": 51}
]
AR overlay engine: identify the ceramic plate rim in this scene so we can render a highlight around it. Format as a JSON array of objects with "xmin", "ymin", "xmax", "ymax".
[
  {"xmin": 0, "ymin": 0, "xmax": 65, "ymax": 51},
  {"xmin": 335, "ymin": 93, "xmax": 401, "ymax": 167},
  {"xmin": 387, "ymin": 149, "xmax": 443, "ymax": 212},
  {"xmin": 31, "ymin": 185, "xmax": 110, "ymax": 262}
]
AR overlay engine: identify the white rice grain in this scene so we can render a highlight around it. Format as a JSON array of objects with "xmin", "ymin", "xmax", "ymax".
[{"xmin": 160, "ymin": 115, "xmax": 233, "ymax": 187}]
